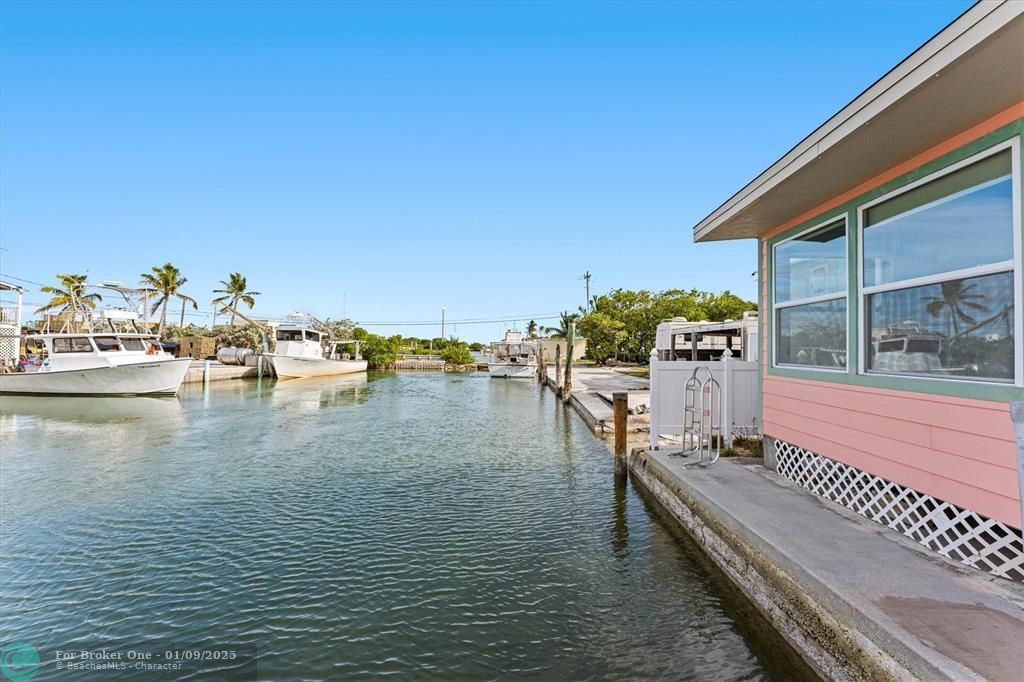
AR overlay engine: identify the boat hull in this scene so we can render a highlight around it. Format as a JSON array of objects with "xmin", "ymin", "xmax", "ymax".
[
  {"xmin": 487, "ymin": 362, "xmax": 537, "ymax": 379},
  {"xmin": 0, "ymin": 358, "xmax": 192, "ymax": 396},
  {"xmin": 267, "ymin": 354, "xmax": 368, "ymax": 379}
]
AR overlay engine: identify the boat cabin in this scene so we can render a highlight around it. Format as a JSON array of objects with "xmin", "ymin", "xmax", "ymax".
[
  {"xmin": 18, "ymin": 333, "xmax": 169, "ymax": 373},
  {"xmin": 489, "ymin": 330, "xmax": 537, "ymax": 364},
  {"xmin": 275, "ymin": 326, "xmax": 360, "ymax": 361},
  {"xmin": 275, "ymin": 327, "xmax": 328, "ymax": 359}
]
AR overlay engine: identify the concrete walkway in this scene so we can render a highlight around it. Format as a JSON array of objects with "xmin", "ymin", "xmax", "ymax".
[
  {"xmin": 544, "ymin": 365, "xmax": 650, "ymax": 433},
  {"xmin": 629, "ymin": 449, "xmax": 1024, "ymax": 681}
]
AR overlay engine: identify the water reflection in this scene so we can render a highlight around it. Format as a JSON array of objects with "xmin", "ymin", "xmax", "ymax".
[
  {"xmin": 1, "ymin": 373, "xmax": 813, "ymax": 680},
  {"xmin": 610, "ymin": 475, "xmax": 630, "ymax": 561},
  {"xmin": 270, "ymin": 373, "xmax": 370, "ymax": 410},
  {"xmin": 0, "ymin": 395, "xmax": 183, "ymax": 429}
]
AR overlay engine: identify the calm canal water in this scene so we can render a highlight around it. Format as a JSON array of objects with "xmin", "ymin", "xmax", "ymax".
[{"xmin": 1, "ymin": 373, "xmax": 812, "ymax": 680}]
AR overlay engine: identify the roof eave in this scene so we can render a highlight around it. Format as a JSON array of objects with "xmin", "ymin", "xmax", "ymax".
[{"xmin": 692, "ymin": 0, "xmax": 1024, "ymax": 243}]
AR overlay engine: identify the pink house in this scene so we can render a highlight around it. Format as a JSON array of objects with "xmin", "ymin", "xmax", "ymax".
[{"xmin": 693, "ymin": 2, "xmax": 1023, "ymax": 580}]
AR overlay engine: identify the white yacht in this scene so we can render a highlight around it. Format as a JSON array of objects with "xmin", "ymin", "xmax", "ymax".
[
  {"xmin": 0, "ymin": 333, "xmax": 192, "ymax": 396},
  {"xmin": 265, "ymin": 326, "xmax": 367, "ymax": 379},
  {"xmin": 487, "ymin": 330, "xmax": 537, "ymax": 379}
]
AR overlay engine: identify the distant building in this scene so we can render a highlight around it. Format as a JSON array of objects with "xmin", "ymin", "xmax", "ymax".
[
  {"xmin": 691, "ymin": 2, "xmax": 1023, "ymax": 580},
  {"xmin": 537, "ymin": 336, "xmax": 587, "ymax": 363}
]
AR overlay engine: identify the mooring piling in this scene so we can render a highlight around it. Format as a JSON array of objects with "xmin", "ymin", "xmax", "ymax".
[
  {"xmin": 613, "ymin": 391, "xmax": 628, "ymax": 476},
  {"xmin": 562, "ymin": 322, "xmax": 575, "ymax": 402},
  {"xmin": 554, "ymin": 343, "xmax": 562, "ymax": 397}
]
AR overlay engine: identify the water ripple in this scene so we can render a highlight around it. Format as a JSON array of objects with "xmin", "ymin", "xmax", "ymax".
[{"xmin": 1, "ymin": 374, "xmax": 812, "ymax": 680}]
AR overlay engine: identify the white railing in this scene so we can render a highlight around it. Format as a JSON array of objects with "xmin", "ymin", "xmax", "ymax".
[
  {"xmin": 0, "ymin": 305, "xmax": 18, "ymax": 327},
  {"xmin": 649, "ymin": 348, "xmax": 759, "ymax": 449}
]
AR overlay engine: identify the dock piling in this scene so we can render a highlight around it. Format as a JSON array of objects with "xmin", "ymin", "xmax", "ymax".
[
  {"xmin": 554, "ymin": 344, "xmax": 562, "ymax": 397},
  {"xmin": 613, "ymin": 391, "xmax": 628, "ymax": 476},
  {"xmin": 563, "ymin": 322, "xmax": 575, "ymax": 403}
]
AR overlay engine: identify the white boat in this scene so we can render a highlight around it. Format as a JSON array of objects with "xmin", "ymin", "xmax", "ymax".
[
  {"xmin": 0, "ymin": 333, "xmax": 192, "ymax": 396},
  {"xmin": 487, "ymin": 330, "xmax": 537, "ymax": 379},
  {"xmin": 265, "ymin": 326, "xmax": 367, "ymax": 379}
]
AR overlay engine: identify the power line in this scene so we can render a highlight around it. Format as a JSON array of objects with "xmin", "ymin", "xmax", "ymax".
[
  {"xmin": 2, "ymin": 271, "xmax": 565, "ymax": 329},
  {"xmin": 0, "ymin": 272, "xmax": 48, "ymax": 287},
  {"xmin": 352, "ymin": 313, "xmax": 561, "ymax": 323},
  {"xmin": 355, "ymin": 315, "xmax": 561, "ymax": 327}
]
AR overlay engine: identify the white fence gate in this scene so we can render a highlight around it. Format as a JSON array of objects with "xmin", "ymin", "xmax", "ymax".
[{"xmin": 648, "ymin": 349, "xmax": 759, "ymax": 450}]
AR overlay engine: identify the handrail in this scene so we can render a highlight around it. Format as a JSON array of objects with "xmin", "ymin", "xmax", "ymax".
[{"xmin": 678, "ymin": 365, "xmax": 721, "ymax": 466}]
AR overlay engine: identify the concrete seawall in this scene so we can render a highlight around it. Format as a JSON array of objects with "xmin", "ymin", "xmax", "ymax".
[
  {"xmin": 627, "ymin": 448, "xmax": 1024, "ymax": 681},
  {"xmin": 182, "ymin": 361, "xmax": 260, "ymax": 384}
]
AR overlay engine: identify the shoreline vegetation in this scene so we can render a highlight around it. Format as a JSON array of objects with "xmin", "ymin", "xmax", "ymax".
[{"xmin": 28, "ymin": 267, "xmax": 756, "ymax": 370}]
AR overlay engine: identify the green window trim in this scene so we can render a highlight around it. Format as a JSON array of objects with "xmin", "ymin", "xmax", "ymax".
[{"xmin": 764, "ymin": 118, "xmax": 1024, "ymax": 404}]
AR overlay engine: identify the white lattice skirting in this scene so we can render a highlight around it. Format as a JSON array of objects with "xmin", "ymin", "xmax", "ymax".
[
  {"xmin": 774, "ymin": 439, "xmax": 1024, "ymax": 582},
  {"xmin": 0, "ymin": 330, "xmax": 17, "ymax": 362}
]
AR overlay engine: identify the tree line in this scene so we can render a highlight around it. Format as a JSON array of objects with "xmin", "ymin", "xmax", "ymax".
[
  {"xmin": 31, "ymin": 271, "xmax": 755, "ymax": 368},
  {"xmin": 35, "ymin": 265, "xmax": 261, "ymax": 334},
  {"xmin": 31, "ymin": 267, "xmax": 480, "ymax": 368},
  {"xmin": 574, "ymin": 288, "xmax": 756, "ymax": 364}
]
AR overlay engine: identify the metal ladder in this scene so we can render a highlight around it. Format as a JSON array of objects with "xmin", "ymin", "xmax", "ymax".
[{"xmin": 676, "ymin": 366, "xmax": 721, "ymax": 466}]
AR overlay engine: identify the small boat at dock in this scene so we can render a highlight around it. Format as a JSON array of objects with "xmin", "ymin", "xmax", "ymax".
[
  {"xmin": 487, "ymin": 330, "xmax": 537, "ymax": 379},
  {"xmin": 265, "ymin": 325, "xmax": 367, "ymax": 379},
  {"xmin": 0, "ymin": 333, "xmax": 192, "ymax": 396}
]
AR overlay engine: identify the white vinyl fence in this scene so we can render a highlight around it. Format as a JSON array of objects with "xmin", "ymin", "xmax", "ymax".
[{"xmin": 648, "ymin": 349, "xmax": 759, "ymax": 450}]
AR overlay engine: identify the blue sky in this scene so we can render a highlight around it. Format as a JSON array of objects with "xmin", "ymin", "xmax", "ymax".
[{"xmin": 0, "ymin": 0, "xmax": 969, "ymax": 341}]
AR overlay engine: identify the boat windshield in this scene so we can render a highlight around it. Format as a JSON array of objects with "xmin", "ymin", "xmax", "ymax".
[
  {"xmin": 52, "ymin": 337, "xmax": 95, "ymax": 353},
  {"xmin": 906, "ymin": 339, "xmax": 941, "ymax": 354},
  {"xmin": 304, "ymin": 330, "xmax": 321, "ymax": 341},
  {"xmin": 277, "ymin": 330, "xmax": 304, "ymax": 341},
  {"xmin": 94, "ymin": 336, "xmax": 122, "ymax": 352},
  {"xmin": 119, "ymin": 337, "xmax": 146, "ymax": 351}
]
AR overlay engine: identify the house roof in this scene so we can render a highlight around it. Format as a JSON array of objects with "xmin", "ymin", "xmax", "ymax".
[{"xmin": 693, "ymin": 1, "xmax": 1024, "ymax": 242}]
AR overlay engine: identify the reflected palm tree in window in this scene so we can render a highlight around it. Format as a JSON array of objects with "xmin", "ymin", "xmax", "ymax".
[
  {"xmin": 924, "ymin": 280, "xmax": 988, "ymax": 339},
  {"xmin": 924, "ymin": 280, "xmax": 989, "ymax": 366}
]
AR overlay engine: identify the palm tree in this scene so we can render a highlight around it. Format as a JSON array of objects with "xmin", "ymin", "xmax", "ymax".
[
  {"xmin": 140, "ymin": 263, "xmax": 190, "ymax": 336},
  {"xmin": 527, "ymin": 320, "xmax": 538, "ymax": 339},
  {"xmin": 212, "ymin": 273, "xmax": 260, "ymax": 324},
  {"xmin": 544, "ymin": 311, "xmax": 579, "ymax": 338},
  {"xmin": 924, "ymin": 280, "xmax": 988, "ymax": 339},
  {"xmin": 36, "ymin": 273, "xmax": 102, "ymax": 331},
  {"xmin": 176, "ymin": 292, "xmax": 199, "ymax": 329}
]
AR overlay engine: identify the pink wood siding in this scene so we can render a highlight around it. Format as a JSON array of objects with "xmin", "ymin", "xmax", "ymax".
[
  {"xmin": 762, "ymin": 375, "xmax": 1020, "ymax": 527},
  {"xmin": 758, "ymin": 103, "xmax": 1024, "ymax": 529}
]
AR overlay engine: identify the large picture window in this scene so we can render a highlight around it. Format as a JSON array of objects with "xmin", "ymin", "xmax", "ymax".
[
  {"xmin": 861, "ymin": 147, "xmax": 1017, "ymax": 383},
  {"xmin": 773, "ymin": 218, "xmax": 847, "ymax": 369}
]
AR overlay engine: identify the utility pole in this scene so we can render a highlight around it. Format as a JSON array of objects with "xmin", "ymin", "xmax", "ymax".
[
  {"xmin": 580, "ymin": 270, "xmax": 592, "ymax": 311},
  {"xmin": 441, "ymin": 305, "xmax": 446, "ymax": 340}
]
